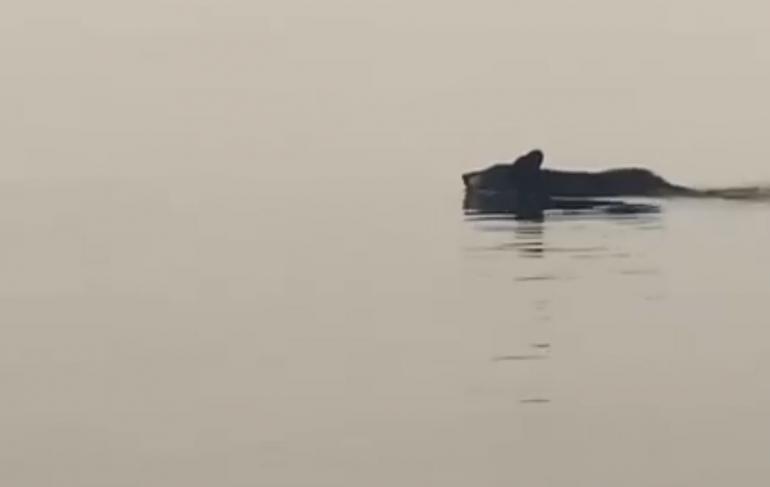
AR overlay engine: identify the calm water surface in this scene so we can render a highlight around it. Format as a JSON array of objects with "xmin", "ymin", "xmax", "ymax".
[
  {"xmin": 6, "ymin": 1, "xmax": 770, "ymax": 484},
  {"xmin": 2, "ymin": 173, "xmax": 770, "ymax": 487}
]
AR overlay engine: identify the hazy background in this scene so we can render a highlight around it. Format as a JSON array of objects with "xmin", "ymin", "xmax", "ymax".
[
  {"xmin": 2, "ymin": 1, "xmax": 770, "ymax": 486},
  {"xmin": 4, "ymin": 0, "xmax": 770, "ymax": 185}
]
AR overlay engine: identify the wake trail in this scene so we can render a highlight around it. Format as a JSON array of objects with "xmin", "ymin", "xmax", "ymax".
[{"xmin": 694, "ymin": 184, "xmax": 770, "ymax": 201}]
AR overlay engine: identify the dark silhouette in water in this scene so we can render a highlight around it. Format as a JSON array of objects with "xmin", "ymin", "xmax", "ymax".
[
  {"xmin": 462, "ymin": 149, "xmax": 768, "ymax": 219},
  {"xmin": 463, "ymin": 189, "xmax": 661, "ymax": 220},
  {"xmin": 463, "ymin": 149, "xmax": 695, "ymax": 197}
]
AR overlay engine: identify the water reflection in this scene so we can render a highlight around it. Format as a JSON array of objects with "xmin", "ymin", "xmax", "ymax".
[
  {"xmin": 463, "ymin": 188, "xmax": 661, "ymax": 221},
  {"xmin": 464, "ymin": 189, "xmax": 667, "ymax": 407},
  {"xmin": 464, "ymin": 189, "xmax": 662, "ymax": 259}
]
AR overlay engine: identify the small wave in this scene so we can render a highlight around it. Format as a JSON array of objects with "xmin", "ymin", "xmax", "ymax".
[
  {"xmin": 492, "ymin": 354, "xmax": 547, "ymax": 362},
  {"xmin": 520, "ymin": 398, "xmax": 551, "ymax": 404}
]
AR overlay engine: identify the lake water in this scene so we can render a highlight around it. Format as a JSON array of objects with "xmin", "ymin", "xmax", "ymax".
[
  {"xmin": 3, "ymin": 170, "xmax": 770, "ymax": 487},
  {"xmin": 5, "ymin": 0, "xmax": 770, "ymax": 485}
]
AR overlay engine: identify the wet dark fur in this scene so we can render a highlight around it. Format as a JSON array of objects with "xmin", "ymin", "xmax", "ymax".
[
  {"xmin": 463, "ymin": 150, "xmax": 769, "ymax": 219},
  {"xmin": 462, "ymin": 149, "xmax": 696, "ymax": 198}
]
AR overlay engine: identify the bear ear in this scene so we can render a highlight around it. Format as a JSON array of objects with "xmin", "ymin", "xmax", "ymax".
[{"xmin": 512, "ymin": 150, "xmax": 544, "ymax": 173}]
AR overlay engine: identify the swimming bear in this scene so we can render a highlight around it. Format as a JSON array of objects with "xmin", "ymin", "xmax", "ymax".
[
  {"xmin": 463, "ymin": 150, "xmax": 767, "ymax": 218},
  {"xmin": 462, "ymin": 149, "xmax": 696, "ymax": 198}
]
